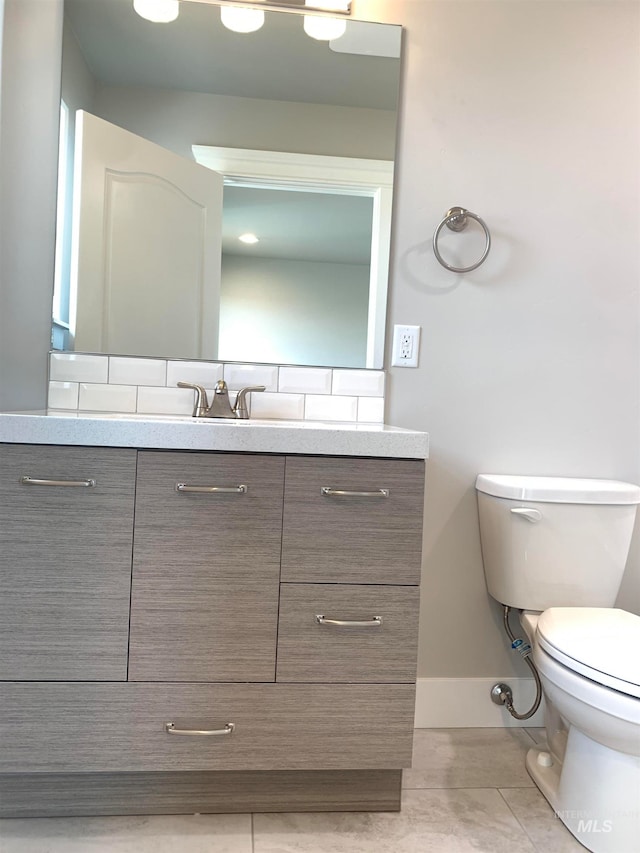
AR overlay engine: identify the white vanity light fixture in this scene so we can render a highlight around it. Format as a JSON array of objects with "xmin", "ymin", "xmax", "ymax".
[
  {"xmin": 215, "ymin": 1, "xmax": 351, "ymax": 40},
  {"xmin": 133, "ymin": 0, "xmax": 180, "ymax": 23},
  {"xmin": 303, "ymin": 0, "xmax": 348, "ymax": 40},
  {"xmin": 220, "ymin": 4, "xmax": 265, "ymax": 33},
  {"xmin": 239, "ymin": 232, "xmax": 260, "ymax": 244}
]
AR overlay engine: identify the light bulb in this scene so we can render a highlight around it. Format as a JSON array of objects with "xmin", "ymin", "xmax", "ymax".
[
  {"xmin": 221, "ymin": 6, "xmax": 264, "ymax": 34},
  {"xmin": 303, "ymin": 15, "xmax": 346, "ymax": 41},
  {"xmin": 239, "ymin": 233, "xmax": 259, "ymax": 244},
  {"xmin": 303, "ymin": 2, "xmax": 348, "ymax": 42},
  {"xmin": 133, "ymin": 0, "xmax": 179, "ymax": 24}
]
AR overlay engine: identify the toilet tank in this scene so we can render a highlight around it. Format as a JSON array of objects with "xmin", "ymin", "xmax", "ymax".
[{"xmin": 475, "ymin": 475, "xmax": 640, "ymax": 611}]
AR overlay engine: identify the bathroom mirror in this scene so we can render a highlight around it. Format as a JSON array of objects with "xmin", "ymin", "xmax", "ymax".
[{"xmin": 54, "ymin": 0, "xmax": 402, "ymax": 368}]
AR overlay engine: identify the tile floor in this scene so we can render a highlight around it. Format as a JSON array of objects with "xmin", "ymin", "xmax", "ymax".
[{"xmin": 0, "ymin": 728, "xmax": 587, "ymax": 852}]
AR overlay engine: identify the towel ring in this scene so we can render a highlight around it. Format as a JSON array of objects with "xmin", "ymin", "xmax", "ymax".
[{"xmin": 433, "ymin": 207, "xmax": 491, "ymax": 273}]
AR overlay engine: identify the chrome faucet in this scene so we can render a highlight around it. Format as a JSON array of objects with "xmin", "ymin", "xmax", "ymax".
[{"xmin": 177, "ymin": 380, "xmax": 265, "ymax": 419}]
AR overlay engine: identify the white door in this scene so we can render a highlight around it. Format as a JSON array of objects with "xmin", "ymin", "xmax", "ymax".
[{"xmin": 71, "ymin": 111, "xmax": 223, "ymax": 360}]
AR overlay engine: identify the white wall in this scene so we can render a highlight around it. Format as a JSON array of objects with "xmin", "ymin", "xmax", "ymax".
[
  {"xmin": 220, "ymin": 254, "xmax": 369, "ymax": 366},
  {"xmin": 353, "ymin": 0, "xmax": 640, "ymax": 678},
  {"xmin": 0, "ymin": 0, "xmax": 62, "ymax": 411},
  {"xmin": 93, "ymin": 85, "xmax": 397, "ymax": 161}
]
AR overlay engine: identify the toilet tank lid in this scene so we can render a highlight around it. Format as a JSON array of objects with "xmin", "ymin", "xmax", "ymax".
[
  {"xmin": 537, "ymin": 608, "xmax": 640, "ymax": 695},
  {"xmin": 475, "ymin": 474, "xmax": 640, "ymax": 504}
]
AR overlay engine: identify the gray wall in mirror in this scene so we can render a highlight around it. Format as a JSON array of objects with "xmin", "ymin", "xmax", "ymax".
[{"xmin": 56, "ymin": 0, "xmax": 402, "ymax": 369}]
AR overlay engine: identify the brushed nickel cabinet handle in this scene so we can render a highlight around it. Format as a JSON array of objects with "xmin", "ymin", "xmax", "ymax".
[
  {"xmin": 19, "ymin": 476, "xmax": 96, "ymax": 488},
  {"xmin": 321, "ymin": 488, "xmax": 389, "ymax": 498},
  {"xmin": 175, "ymin": 484, "xmax": 247, "ymax": 494},
  {"xmin": 165, "ymin": 721, "xmax": 235, "ymax": 736},
  {"xmin": 316, "ymin": 615, "xmax": 383, "ymax": 627}
]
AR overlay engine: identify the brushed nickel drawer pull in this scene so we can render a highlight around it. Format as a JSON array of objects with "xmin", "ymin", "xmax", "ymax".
[
  {"xmin": 165, "ymin": 721, "xmax": 235, "ymax": 736},
  {"xmin": 321, "ymin": 487, "xmax": 389, "ymax": 498},
  {"xmin": 176, "ymin": 483, "xmax": 247, "ymax": 494},
  {"xmin": 316, "ymin": 615, "xmax": 383, "ymax": 628},
  {"xmin": 19, "ymin": 476, "xmax": 96, "ymax": 488}
]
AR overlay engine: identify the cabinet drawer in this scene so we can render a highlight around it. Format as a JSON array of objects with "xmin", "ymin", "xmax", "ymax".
[
  {"xmin": 129, "ymin": 452, "xmax": 284, "ymax": 682},
  {"xmin": 0, "ymin": 683, "xmax": 415, "ymax": 773},
  {"xmin": 0, "ymin": 444, "xmax": 136, "ymax": 681},
  {"xmin": 276, "ymin": 584, "xmax": 420, "ymax": 683},
  {"xmin": 281, "ymin": 457, "xmax": 424, "ymax": 584}
]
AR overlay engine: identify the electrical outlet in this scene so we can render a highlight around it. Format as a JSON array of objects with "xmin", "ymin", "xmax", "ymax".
[{"xmin": 392, "ymin": 324, "xmax": 421, "ymax": 367}]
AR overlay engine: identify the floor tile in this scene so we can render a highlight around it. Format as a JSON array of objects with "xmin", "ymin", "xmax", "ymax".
[
  {"xmin": 0, "ymin": 813, "xmax": 252, "ymax": 853},
  {"xmin": 404, "ymin": 728, "xmax": 535, "ymax": 789},
  {"xmin": 253, "ymin": 788, "xmax": 537, "ymax": 853},
  {"xmin": 500, "ymin": 788, "xmax": 587, "ymax": 852}
]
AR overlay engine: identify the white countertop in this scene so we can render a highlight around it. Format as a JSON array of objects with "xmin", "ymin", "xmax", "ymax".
[{"xmin": 0, "ymin": 411, "xmax": 429, "ymax": 459}]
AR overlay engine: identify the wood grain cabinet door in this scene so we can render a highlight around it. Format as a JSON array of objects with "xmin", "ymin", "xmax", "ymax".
[
  {"xmin": 129, "ymin": 451, "xmax": 284, "ymax": 682},
  {"xmin": 276, "ymin": 583, "xmax": 420, "ymax": 683},
  {"xmin": 0, "ymin": 682, "xmax": 415, "ymax": 772},
  {"xmin": 0, "ymin": 444, "xmax": 136, "ymax": 680},
  {"xmin": 281, "ymin": 457, "xmax": 425, "ymax": 584}
]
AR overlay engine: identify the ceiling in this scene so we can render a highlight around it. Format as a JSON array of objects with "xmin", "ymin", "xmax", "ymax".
[
  {"xmin": 64, "ymin": 0, "xmax": 402, "ymax": 110},
  {"xmin": 222, "ymin": 186, "xmax": 373, "ymax": 263}
]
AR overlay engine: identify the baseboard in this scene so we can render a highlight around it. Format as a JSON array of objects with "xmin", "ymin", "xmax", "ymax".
[{"xmin": 414, "ymin": 677, "xmax": 546, "ymax": 728}]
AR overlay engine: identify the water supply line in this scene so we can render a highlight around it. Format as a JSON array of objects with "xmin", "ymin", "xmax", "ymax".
[{"xmin": 490, "ymin": 605, "xmax": 542, "ymax": 720}]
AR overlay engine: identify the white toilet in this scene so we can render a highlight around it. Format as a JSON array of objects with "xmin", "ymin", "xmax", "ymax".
[{"xmin": 475, "ymin": 474, "xmax": 640, "ymax": 853}]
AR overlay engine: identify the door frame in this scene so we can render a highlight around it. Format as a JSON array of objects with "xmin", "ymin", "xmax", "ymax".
[{"xmin": 192, "ymin": 145, "xmax": 393, "ymax": 370}]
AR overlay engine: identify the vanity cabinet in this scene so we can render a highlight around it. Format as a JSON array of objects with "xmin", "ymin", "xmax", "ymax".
[
  {"xmin": 276, "ymin": 583, "xmax": 420, "ymax": 684},
  {"xmin": 0, "ymin": 444, "xmax": 136, "ymax": 681},
  {"xmin": 128, "ymin": 451, "xmax": 284, "ymax": 682},
  {"xmin": 281, "ymin": 456, "xmax": 424, "ymax": 585},
  {"xmin": 0, "ymin": 442, "xmax": 425, "ymax": 817},
  {"xmin": 2, "ymin": 683, "xmax": 415, "ymax": 773}
]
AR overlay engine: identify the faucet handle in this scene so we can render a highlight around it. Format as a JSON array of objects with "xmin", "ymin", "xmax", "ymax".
[
  {"xmin": 177, "ymin": 382, "xmax": 209, "ymax": 418},
  {"xmin": 234, "ymin": 386, "xmax": 266, "ymax": 420}
]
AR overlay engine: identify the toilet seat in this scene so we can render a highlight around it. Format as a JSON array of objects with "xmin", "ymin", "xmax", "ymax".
[{"xmin": 536, "ymin": 608, "xmax": 640, "ymax": 699}]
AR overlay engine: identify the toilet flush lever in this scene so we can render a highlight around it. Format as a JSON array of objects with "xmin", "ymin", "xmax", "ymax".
[{"xmin": 510, "ymin": 507, "xmax": 542, "ymax": 523}]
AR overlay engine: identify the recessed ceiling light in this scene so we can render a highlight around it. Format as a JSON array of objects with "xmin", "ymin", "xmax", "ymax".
[{"xmin": 239, "ymin": 233, "xmax": 259, "ymax": 244}]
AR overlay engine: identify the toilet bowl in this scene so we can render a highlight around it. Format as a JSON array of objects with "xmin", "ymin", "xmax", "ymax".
[
  {"xmin": 525, "ymin": 608, "xmax": 640, "ymax": 853},
  {"xmin": 475, "ymin": 474, "xmax": 640, "ymax": 853}
]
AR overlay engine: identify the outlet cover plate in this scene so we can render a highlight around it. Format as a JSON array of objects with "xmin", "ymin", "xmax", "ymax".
[{"xmin": 391, "ymin": 324, "xmax": 420, "ymax": 367}]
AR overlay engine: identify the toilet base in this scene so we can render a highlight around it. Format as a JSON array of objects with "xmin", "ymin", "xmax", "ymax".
[{"xmin": 526, "ymin": 727, "xmax": 640, "ymax": 853}]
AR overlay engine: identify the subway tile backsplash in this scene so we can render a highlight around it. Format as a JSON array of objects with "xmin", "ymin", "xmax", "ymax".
[
  {"xmin": 165, "ymin": 360, "xmax": 223, "ymax": 389},
  {"xmin": 48, "ymin": 354, "xmax": 386, "ymax": 424},
  {"xmin": 223, "ymin": 362, "xmax": 279, "ymax": 392},
  {"xmin": 304, "ymin": 394, "xmax": 358, "ymax": 423},
  {"xmin": 278, "ymin": 366, "xmax": 332, "ymax": 395},
  {"xmin": 48, "ymin": 380, "xmax": 79, "ymax": 410},
  {"xmin": 109, "ymin": 356, "xmax": 166, "ymax": 387},
  {"xmin": 333, "ymin": 369, "xmax": 385, "ymax": 398},
  {"xmin": 78, "ymin": 382, "xmax": 137, "ymax": 413},
  {"xmin": 50, "ymin": 352, "xmax": 109, "ymax": 384}
]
